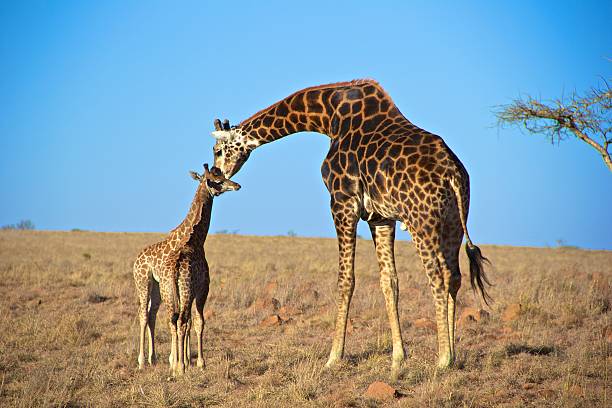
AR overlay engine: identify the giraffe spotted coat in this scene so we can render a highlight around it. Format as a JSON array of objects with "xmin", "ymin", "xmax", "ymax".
[
  {"xmin": 211, "ymin": 80, "xmax": 491, "ymax": 379},
  {"xmin": 133, "ymin": 165, "xmax": 240, "ymax": 376}
]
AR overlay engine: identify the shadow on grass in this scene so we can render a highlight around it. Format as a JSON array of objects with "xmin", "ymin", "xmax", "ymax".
[
  {"xmin": 504, "ymin": 343, "xmax": 560, "ymax": 357},
  {"xmin": 345, "ymin": 344, "xmax": 393, "ymax": 366}
]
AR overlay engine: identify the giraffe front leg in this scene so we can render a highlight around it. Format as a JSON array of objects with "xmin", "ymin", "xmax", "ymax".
[
  {"xmin": 370, "ymin": 221, "xmax": 405, "ymax": 381},
  {"xmin": 325, "ymin": 204, "xmax": 358, "ymax": 369}
]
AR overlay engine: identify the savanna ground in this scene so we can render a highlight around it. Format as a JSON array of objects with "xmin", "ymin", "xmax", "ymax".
[{"xmin": 0, "ymin": 230, "xmax": 609, "ymax": 407}]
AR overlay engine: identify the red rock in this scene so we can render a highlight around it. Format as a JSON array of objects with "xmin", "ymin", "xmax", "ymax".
[
  {"xmin": 412, "ymin": 318, "xmax": 436, "ymax": 332},
  {"xmin": 568, "ymin": 384, "xmax": 582, "ymax": 397},
  {"xmin": 499, "ymin": 326, "xmax": 518, "ymax": 338},
  {"xmin": 204, "ymin": 309, "xmax": 214, "ymax": 320},
  {"xmin": 522, "ymin": 382, "xmax": 536, "ymax": 390},
  {"xmin": 458, "ymin": 307, "xmax": 490, "ymax": 326},
  {"xmin": 537, "ymin": 389, "xmax": 556, "ymax": 399},
  {"xmin": 365, "ymin": 381, "xmax": 400, "ymax": 400},
  {"xmin": 250, "ymin": 297, "xmax": 280, "ymax": 312},
  {"xmin": 346, "ymin": 318, "xmax": 354, "ymax": 334},
  {"xmin": 603, "ymin": 325, "xmax": 612, "ymax": 343},
  {"xmin": 278, "ymin": 305, "xmax": 300, "ymax": 320},
  {"xmin": 260, "ymin": 314, "xmax": 282, "ymax": 327},
  {"xmin": 264, "ymin": 280, "xmax": 278, "ymax": 295},
  {"xmin": 501, "ymin": 304, "xmax": 521, "ymax": 322}
]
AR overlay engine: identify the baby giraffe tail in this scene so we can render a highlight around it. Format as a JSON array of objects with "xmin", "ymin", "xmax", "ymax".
[{"xmin": 450, "ymin": 175, "xmax": 493, "ymax": 305}]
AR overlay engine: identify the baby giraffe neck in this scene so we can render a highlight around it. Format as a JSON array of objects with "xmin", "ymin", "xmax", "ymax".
[{"xmin": 168, "ymin": 183, "xmax": 212, "ymax": 252}]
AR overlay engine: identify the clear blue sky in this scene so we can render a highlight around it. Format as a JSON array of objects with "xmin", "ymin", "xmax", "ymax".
[{"xmin": 1, "ymin": 1, "xmax": 610, "ymax": 249}]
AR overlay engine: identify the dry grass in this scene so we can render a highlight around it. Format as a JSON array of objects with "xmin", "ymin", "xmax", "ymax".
[{"xmin": 0, "ymin": 230, "xmax": 609, "ymax": 407}]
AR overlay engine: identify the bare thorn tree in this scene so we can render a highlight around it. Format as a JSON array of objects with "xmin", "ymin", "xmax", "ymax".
[{"xmin": 495, "ymin": 79, "xmax": 611, "ymax": 172}]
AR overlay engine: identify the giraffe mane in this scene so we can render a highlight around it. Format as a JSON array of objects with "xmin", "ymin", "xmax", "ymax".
[{"xmin": 237, "ymin": 79, "xmax": 386, "ymax": 127}]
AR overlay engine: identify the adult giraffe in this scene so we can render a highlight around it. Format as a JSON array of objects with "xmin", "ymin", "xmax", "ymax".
[{"xmin": 210, "ymin": 79, "xmax": 491, "ymax": 379}]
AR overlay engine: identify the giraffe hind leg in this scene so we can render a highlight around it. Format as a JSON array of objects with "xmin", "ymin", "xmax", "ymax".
[
  {"xmin": 442, "ymin": 219, "xmax": 463, "ymax": 365},
  {"xmin": 415, "ymin": 239, "xmax": 454, "ymax": 369},
  {"xmin": 193, "ymin": 268, "xmax": 209, "ymax": 369},
  {"xmin": 447, "ymin": 271, "xmax": 461, "ymax": 362},
  {"xmin": 176, "ymin": 305, "xmax": 192, "ymax": 376},
  {"xmin": 159, "ymin": 273, "xmax": 179, "ymax": 374},
  {"xmin": 434, "ymin": 248, "xmax": 462, "ymax": 369},
  {"xmin": 194, "ymin": 296, "xmax": 206, "ymax": 368}
]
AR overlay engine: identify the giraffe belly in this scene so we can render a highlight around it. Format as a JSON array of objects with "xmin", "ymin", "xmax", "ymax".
[{"xmin": 360, "ymin": 192, "xmax": 393, "ymax": 224}]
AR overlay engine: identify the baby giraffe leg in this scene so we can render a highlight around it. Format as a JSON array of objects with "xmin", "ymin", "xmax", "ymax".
[
  {"xmin": 184, "ymin": 319, "xmax": 191, "ymax": 368},
  {"xmin": 137, "ymin": 298, "xmax": 149, "ymax": 370},
  {"xmin": 176, "ymin": 317, "xmax": 187, "ymax": 376},
  {"xmin": 168, "ymin": 319, "xmax": 178, "ymax": 373},
  {"xmin": 147, "ymin": 281, "xmax": 161, "ymax": 365},
  {"xmin": 134, "ymin": 265, "xmax": 150, "ymax": 370},
  {"xmin": 194, "ymin": 294, "xmax": 206, "ymax": 368}
]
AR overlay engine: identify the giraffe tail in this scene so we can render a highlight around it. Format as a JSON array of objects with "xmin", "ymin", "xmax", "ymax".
[{"xmin": 450, "ymin": 175, "xmax": 493, "ymax": 306}]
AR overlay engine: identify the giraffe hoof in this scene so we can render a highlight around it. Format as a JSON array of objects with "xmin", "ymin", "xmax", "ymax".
[
  {"xmin": 324, "ymin": 357, "xmax": 341, "ymax": 369},
  {"xmin": 436, "ymin": 356, "xmax": 453, "ymax": 369},
  {"xmin": 138, "ymin": 355, "xmax": 145, "ymax": 369}
]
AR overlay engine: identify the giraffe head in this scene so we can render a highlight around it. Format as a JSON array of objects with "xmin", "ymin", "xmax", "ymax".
[
  {"xmin": 190, "ymin": 163, "xmax": 241, "ymax": 196},
  {"xmin": 211, "ymin": 118, "xmax": 258, "ymax": 178}
]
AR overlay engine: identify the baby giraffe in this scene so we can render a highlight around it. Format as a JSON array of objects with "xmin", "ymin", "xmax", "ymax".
[{"xmin": 133, "ymin": 164, "xmax": 240, "ymax": 376}]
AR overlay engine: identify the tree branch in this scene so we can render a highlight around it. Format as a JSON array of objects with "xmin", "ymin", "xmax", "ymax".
[{"xmin": 495, "ymin": 81, "xmax": 612, "ymax": 173}]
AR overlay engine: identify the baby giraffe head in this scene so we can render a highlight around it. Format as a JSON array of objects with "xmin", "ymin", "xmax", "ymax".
[{"xmin": 190, "ymin": 163, "xmax": 241, "ymax": 197}]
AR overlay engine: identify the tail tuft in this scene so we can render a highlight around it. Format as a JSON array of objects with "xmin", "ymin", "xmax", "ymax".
[{"xmin": 465, "ymin": 242, "xmax": 493, "ymax": 305}]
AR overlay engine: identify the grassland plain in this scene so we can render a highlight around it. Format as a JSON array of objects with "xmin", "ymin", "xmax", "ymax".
[{"xmin": 0, "ymin": 230, "xmax": 609, "ymax": 407}]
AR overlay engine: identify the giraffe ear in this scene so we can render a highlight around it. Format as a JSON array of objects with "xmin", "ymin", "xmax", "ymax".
[{"xmin": 189, "ymin": 171, "xmax": 201, "ymax": 181}]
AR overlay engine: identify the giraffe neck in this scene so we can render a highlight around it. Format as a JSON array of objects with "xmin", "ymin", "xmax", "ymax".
[
  {"xmin": 237, "ymin": 79, "xmax": 405, "ymax": 145},
  {"xmin": 189, "ymin": 200, "xmax": 213, "ymax": 248},
  {"xmin": 167, "ymin": 183, "xmax": 212, "ymax": 252}
]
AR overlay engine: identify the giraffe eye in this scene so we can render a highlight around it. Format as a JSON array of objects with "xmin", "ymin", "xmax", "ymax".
[{"xmin": 215, "ymin": 150, "xmax": 222, "ymax": 157}]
